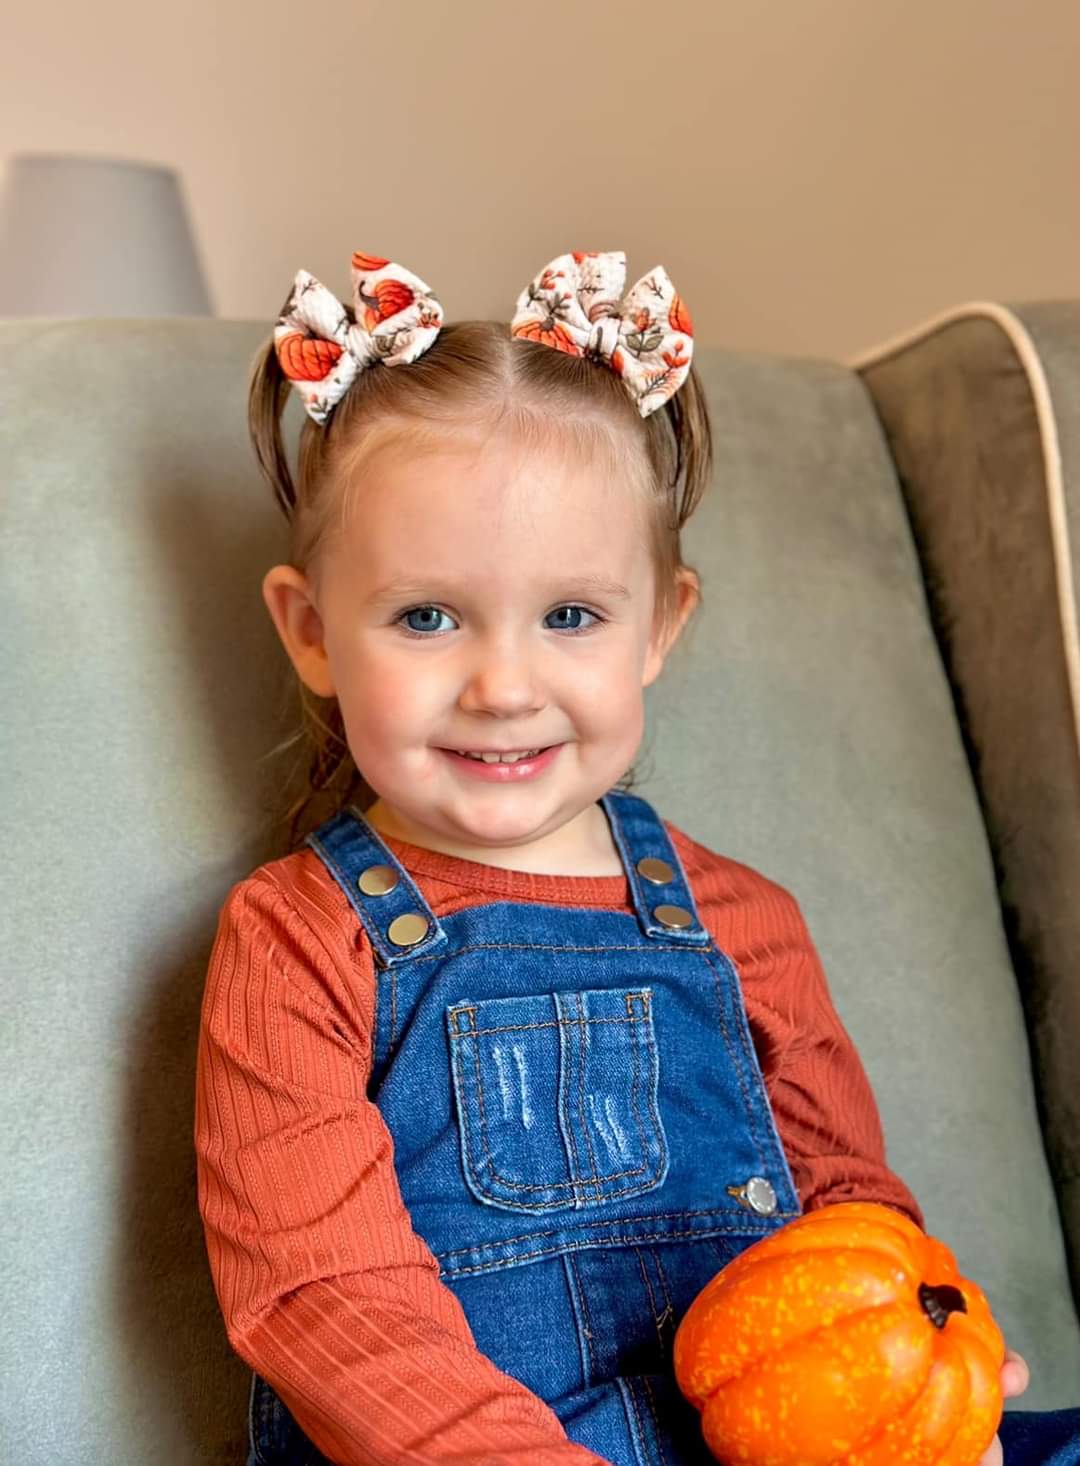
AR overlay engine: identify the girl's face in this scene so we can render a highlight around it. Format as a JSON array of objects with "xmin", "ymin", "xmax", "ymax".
[{"xmin": 263, "ymin": 432, "xmax": 698, "ymax": 866}]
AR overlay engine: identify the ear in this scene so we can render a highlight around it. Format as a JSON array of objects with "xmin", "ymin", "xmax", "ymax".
[
  {"xmin": 642, "ymin": 567, "xmax": 700, "ymax": 688},
  {"xmin": 261, "ymin": 564, "xmax": 337, "ymax": 698}
]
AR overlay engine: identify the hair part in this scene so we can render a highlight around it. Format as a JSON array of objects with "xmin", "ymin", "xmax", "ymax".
[{"xmin": 248, "ymin": 317, "xmax": 713, "ymax": 851}]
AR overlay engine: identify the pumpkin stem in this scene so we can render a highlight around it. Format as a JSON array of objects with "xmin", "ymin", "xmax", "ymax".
[{"xmin": 919, "ymin": 1283, "xmax": 967, "ymax": 1330}]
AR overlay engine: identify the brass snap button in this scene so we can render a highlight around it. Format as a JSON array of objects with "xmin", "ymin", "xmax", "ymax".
[
  {"xmin": 387, "ymin": 912, "xmax": 430, "ymax": 947},
  {"xmin": 357, "ymin": 864, "xmax": 399, "ymax": 896},
  {"xmin": 728, "ymin": 1176, "xmax": 778, "ymax": 1216},
  {"xmin": 357, "ymin": 862, "xmax": 401, "ymax": 897},
  {"xmin": 636, "ymin": 856, "xmax": 674, "ymax": 886},
  {"xmin": 653, "ymin": 903, "xmax": 693, "ymax": 930}
]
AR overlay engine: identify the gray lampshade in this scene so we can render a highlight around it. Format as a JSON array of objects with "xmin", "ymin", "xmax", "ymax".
[{"xmin": 0, "ymin": 153, "xmax": 213, "ymax": 316}]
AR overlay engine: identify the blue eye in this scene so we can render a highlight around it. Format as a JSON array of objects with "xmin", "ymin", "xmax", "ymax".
[
  {"xmin": 544, "ymin": 605, "xmax": 601, "ymax": 632},
  {"xmin": 395, "ymin": 601, "xmax": 603, "ymax": 636},
  {"xmin": 400, "ymin": 606, "xmax": 456, "ymax": 636}
]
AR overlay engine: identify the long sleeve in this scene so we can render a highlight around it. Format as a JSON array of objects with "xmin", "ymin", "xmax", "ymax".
[
  {"xmin": 750, "ymin": 886, "xmax": 926, "ymax": 1231},
  {"xmin": 193, "ymin": 873, "xmax": 612, "ymax": 1466}
]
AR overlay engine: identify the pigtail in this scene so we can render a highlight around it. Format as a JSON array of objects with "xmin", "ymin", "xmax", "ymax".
[
  {"xmin": 247, "ymin": 335, "xmax": 300, "ymax": 526},
  {"xmin": 662, "ymin": 360, "xmax": 714, "ymax": 533},
  {"xmin": 245, "ymin": 332, "xmax": 376, "ymax": 854}
]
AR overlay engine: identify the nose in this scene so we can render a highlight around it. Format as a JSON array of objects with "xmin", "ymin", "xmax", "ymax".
[{"xmin": 456, "ymin": 636, "xmax": 547, "ymax": 719}]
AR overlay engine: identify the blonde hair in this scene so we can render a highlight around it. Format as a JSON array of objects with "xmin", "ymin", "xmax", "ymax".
[{"xmin": 248, "ymin": 318, "xmax": 714, "ymax": 852}]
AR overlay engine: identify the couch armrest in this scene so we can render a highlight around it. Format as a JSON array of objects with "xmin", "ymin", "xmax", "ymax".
[{"xmin": 850, "ymin": 301, "xmax": 1080, "ymax": 1312}]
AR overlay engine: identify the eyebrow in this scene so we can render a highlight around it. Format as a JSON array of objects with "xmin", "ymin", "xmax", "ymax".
[{"xmin": 368, "ymin": 573, "xmax": 633, "ymax": 603}]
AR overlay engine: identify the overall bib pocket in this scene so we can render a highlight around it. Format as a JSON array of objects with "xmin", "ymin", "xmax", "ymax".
[{"xmin": 446, "ymin": 986, "xmax": 668, "ymax": 1213}]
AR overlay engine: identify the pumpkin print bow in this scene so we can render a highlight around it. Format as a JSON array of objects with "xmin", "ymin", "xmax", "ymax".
[
  {"xmin": 511, "ymin": 250, "xmax": 694, "ymax": 418},
  {"xmin": 274, "ymin": 249, "xmax": 693, "ymax": 423},
  {"xmin": 274, "ymin": 251, "xmax": 444, "ymax": 425}
]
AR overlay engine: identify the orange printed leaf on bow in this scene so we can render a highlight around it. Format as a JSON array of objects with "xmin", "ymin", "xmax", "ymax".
[
  {"xmin": 510, "ymin": 250, "xmax": 695, "ymax": 417},
  {"xmin": 274, "ymin": 251, "xmax": 444, "ymax": 425}
]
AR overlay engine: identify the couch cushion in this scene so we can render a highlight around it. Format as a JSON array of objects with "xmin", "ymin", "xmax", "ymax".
[
  {"xmin": 850, "ymin": 302, "xmax": 1080, "ymax": 1322},
  {"xmin": 638, "ymin": 343, "xmax": 1080, "ymax": 1399},
  {"xmin": 1, "ymin": 320, "xmax": 1077, "ymax": 1466}
]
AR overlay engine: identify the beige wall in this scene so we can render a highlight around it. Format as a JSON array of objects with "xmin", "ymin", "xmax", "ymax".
[{"xmin": 2, "ymin": 0, "xmax": 1077, "ymax": 359}]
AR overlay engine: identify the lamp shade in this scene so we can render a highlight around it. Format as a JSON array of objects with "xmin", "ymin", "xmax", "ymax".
[{"xmin": 0, "ymin": 153, "xmax": 213, "ymax": 316}]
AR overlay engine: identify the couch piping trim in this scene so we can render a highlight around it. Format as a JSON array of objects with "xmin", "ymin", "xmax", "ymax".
[{"xmin": 844, "ymin": 299, "xmax": 1080, "ymax": 765}]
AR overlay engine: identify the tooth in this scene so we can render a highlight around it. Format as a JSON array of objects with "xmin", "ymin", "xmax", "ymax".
[{"xmin": 460, "ymin": 749, "xmax": 540, "ymax": 763}]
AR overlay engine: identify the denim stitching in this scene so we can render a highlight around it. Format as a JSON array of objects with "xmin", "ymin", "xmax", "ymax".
[
  {"xmin": 575, "ymin": 992, "xmax": 603, "ymax": 1203},
  {"xmin": 442, "ymin": 1222, "xmax": 796, "ymax": 1274},
  {"xmin": 706, "ymin": 946, "xmax": 804, "ymax": 1210},
  {"xmin": 461, "ymin": 1030, "xmax": 587, "ymax": 1198},
  {"xmin": 652, "ymin": 1248, "xmax": 675, "ymax": 1329},
  {"xmin": 448, "ymin": 994, "xmax": 666, "ymax": 1199},
  {"xmin": 639, "ymin": 1375, "xmax": 670, "ymax": 1466},
  {"xmin": 448, "ymin": 1014, "xmax": 647, "ymax": 1037},
  {"xmin": 390, "ymin": 963, "xmax": 398, "ymax": 1049},
  {"xmin": 463, "ymin": 1022, "xmax": 649, "ymax": 1194},
  {"xmin": 436, "ymin": 1205, "xmax": 795, "ymax": 1256},
  {"xmin": 620, "ymin": 1377, "xmax": 658, "ymax": 1466},
  {"xmin": 634, "ymin": 1248, "xmax": 666, "ymax": 1357},
  {"xmin": 566, "ymin": 1250, "xmax": 597, "ymax": 1381},
  {"xmin": 626, "ymin": 995, "xmax": 647, "ymax": 1192},
  {"xmin": 701, "ymin": 947, "xmax": 772, "ymax": 1175},
  {"xmin": 605, "ymin": 791, "xmax": 707, "ymax": 948},
  {"xmin": 626, "ymin": 992, "xmax": 668, "ymax": 1193},
  {"xmin": 606, "ymin": 796, "xmax": 676, "ymax": 962},
  {"xmin": 306, "ymin": 824, "xmax": 446, "ymax": 970},
  {"xmin": 556, "ymin": 993, "xmax": 587, "ymax": 1205},
  {"xmin": 408, "ymin": 940, "xmax": 694, "ymax": 966}
]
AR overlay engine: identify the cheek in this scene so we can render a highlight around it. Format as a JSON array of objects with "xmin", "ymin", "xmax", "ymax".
[
  {"xmin": 570, "ymin": 646, "xmax": 646, "ymax": 728},
  {"xmin": 334, "ymin": 643, "xmax": 446, "ymax": 747}
]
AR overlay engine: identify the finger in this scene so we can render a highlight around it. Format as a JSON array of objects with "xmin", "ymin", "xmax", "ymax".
[
  {"xmin": 977, "ymin": 1431, "xmax": 1004, "ymax": 1466},
  {"xmin": 1001, "ymin": 1358, "xmax": 1031, "ymax": 1398}
]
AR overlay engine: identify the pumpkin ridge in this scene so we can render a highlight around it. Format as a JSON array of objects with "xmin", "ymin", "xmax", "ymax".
[
  {"xmin": 700, "ymin": 1300, "xmax": 938, "ymax": 1464},
  {"xmin": 677, "ymin": 1247, "xmax": 917, "ymax": 1399},
  {"xmin": 684, "ymin": 1296, "xmax": 926, "ymax": 1404},
  {"xmin": 830, "ymin": 1348, "xmax": 970, "ymax": 1463},
  {"xmin": 727, "ymin": 1296, "xmax": 931, "ymax": 1383},
  {"xmin": 721, "ymin": 1241, "xmax": 919, "ymax": 1291},
  {"xmin": 780, "ymin": 1206, "xmax": 927, "ymax": 1252}
]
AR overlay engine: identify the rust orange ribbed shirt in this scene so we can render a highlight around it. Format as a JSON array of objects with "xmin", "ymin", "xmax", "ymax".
[{"xmin": 194, "ymin": 817, "xmax": 925, "ymax": 1466}]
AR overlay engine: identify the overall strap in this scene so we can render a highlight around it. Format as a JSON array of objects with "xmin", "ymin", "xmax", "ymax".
[
  {"xmin": 600, "ymin": 789, "xmax": 710, "ymax": 945},
  {"xmin": 304, "ymin": 807, "xmax": 448, "ymax": 968}
]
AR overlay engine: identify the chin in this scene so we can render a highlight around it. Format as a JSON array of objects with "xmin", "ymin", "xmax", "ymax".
[{"xmin": 451, "ymin": 804, "xmax": 555, "ymax": 846}]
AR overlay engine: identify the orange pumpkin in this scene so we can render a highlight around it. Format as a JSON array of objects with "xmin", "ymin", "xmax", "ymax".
[{"xmin": 673, "ymin": 1201, "xmax": 1005, "ymax": 1466}]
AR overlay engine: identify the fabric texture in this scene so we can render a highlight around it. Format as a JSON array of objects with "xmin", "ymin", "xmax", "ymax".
[
  {"xmin": 274, "ymin": 251, "xmax": 444, "ymax": 424},
  {"xmin": 195, "ymin": 798, "xmax": 924, "ymax": 1465},
  {"xmin": 273, "ymin": 247, "xmax": 694, "ymax": 427},
  {"xmin": 853, "ymin": 304, "xmax": 1080, "ymax": 1310},
  {"xmin": 510, "ymin": 250, "xmax": 694, "ymax": 417}
]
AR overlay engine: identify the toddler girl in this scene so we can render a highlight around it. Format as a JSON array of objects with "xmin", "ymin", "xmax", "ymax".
[{"xmin": 195, "ymin": 250, "xmax": 1067, "ymax": 1465}]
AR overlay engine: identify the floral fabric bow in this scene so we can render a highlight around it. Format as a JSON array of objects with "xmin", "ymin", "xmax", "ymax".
[
  {"xmin": 274, "ymin": 251, "xmax": 444, "ymax": 425},
  {"xmin": 274, "ymin": 249, "xmax": 693, "ymax": 423},
  {"xmin": 510, "ymin": 250, "xmax": 694, "ymax": 418}
]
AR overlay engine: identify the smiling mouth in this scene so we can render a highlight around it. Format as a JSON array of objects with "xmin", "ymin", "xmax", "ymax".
[{"xmin": 445, "ymin": 746, "xmax": 553, "ymax": 764}]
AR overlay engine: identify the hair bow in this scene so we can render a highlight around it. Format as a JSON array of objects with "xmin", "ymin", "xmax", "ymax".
[
  {"xmin": 510, "ymin": 250, "xmax": 694, "ymax": 418},
  {"xmin": 274, "ymin": 251, "xmax": 444, "ymax": 425}
]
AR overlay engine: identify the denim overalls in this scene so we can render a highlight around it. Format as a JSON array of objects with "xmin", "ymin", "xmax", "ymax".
[
  {"xmin": 247, "ymin": 787, "xmax": 800, "ymax": 1465},
  {"xmin": 245, "ymin": 789, "xmax": 1080, "ymax": 1466}
]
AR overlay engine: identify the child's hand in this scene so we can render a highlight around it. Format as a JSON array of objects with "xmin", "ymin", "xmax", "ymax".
[{"xmin": 978, "ymin": 1347, "xmax": 1030, "ymax": 1466}]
